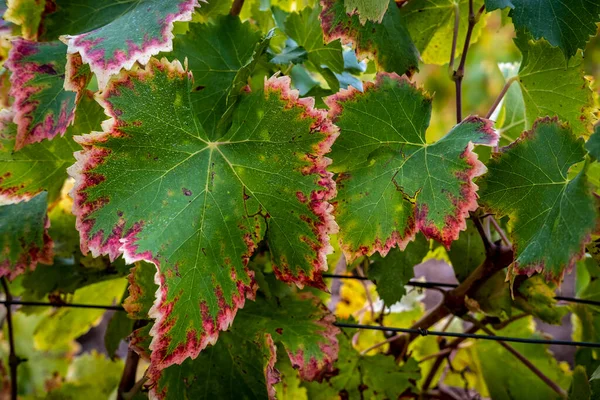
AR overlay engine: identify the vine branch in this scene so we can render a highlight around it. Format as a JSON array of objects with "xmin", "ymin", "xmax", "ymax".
[
  {"xmin": 1, "ymin": 278, "xmax": 21, "ymax": 400},
  {"xmin": 230, "ymin": 0, "xmax": 245, "ymax": 16},
  {"xmin": 485, "ymin": 75, "xmax": 519, "ymax": 119},
  {"xmin": 117, "ymin": 320, "xmax": 148, "ymax": 400}
]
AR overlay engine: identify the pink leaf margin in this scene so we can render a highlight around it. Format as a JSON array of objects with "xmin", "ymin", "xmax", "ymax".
[
  {"xmin": 68, "ymin": 59, "xmax": 340, "ymax": 383},
  {"xmin": 61, "ymin": 0, "xmax": 201, "ymax": 89},
  {"xmin": 264, "ymin": 75, "xmax": 339, "ymax": 291},
  {"xmin": 5, "ymin": 38, "xmax": 77, "ymax": 150},
  {"xmin": 326, "ymin": 72, "xmax": 498, "ymax": 261}
]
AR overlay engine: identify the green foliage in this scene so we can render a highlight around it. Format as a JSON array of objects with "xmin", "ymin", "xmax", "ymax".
[{"xmin": 0, "ymin": 1, "xmax": 598, "ymax": 398}]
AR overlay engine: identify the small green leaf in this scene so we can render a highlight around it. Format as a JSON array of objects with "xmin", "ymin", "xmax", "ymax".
[
  {"xmin": 514, "ymin": 274, "xmax": 568, "ymax": 324},
  {"xmin": 479, "ymin": 118, "xmax": 597, "ymax": 279},
  {"xmin": 369, "ymin": 234, "xmax": 429, "ymax": 306},
  {"xmin": 510, "ymin": 0, "xmax": 600, "ymax": 58},
  {"xmin": 270, "ymin": 45, "xmax": 309, "ymax": 65},
  {"xmin": 586, "ymin": 125, "xmax": 600, "ymax": 161},
  {"xmin": 60, "ymin": 0, "xmax": 200, "ymax": 87},
  {"xmin": 327, "ymin": 73, "xmax": 497, "ymax": 260},
  {"xmin": 320, "ymin": 0, "xmax": 419, "ymax": 76},
  {"xmin": 5, "ymin": 39, "xmax": 85, "ymax": 149},
  {"xmin": 0, "ymin": 191, "xmax": 52, "ymax": 280}
]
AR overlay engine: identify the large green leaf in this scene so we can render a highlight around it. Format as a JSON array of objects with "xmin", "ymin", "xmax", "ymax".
[
  {"xmin": 320, "ymin": 0, "xmax": 419, "ymax": 76},
  {"xmin": 479, "ymin": 118, "xmax": 597, "ymax": 279},
  {"xmin": 498, "ymin": 36, "xmax": 594, "ymax": 142},
  {"xmin": 399, "ymin": 0, "xmax": 486, "ymax": 65},
  {"xmin": 59, "ymin": 0, "xmax": 200, "ymax": 87},
  {"xmin": 4, "ymin": 39, "xmax": 83, "ymax": 150},
  {"xmin": 509, "ymin": 0, "xmax": 600, "ymax": 58},
  {"xmin": 170, "ymin": 15, "xmax": 263, "ymax": 136},
  {"xmin": 0, "ymin": 94, "xmax": 104, "ymax": 204},
  {"xmin": 69, "ymin": 58, "xmax": 338, "ymax": 372},
  {"xmin": 326, "ymin": 73, "xmax": 497, "ymax": 260},
  {"xmin": 0, "ymin": 191, "xmax": 52, "ymax": 279},
  {"xmin": 153, "ymin": 289, "xmax": 339, "ymax": 399}
]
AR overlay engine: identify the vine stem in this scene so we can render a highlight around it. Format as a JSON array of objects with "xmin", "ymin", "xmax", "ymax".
[
  {"xmin": 453, "ymin": 0, "xmax": 485, "ymax": 123},
  {"xmin": 448, "ymin": 3, "xmax": 460, "ymax": 73},
  {"xmin": 464, "ymin": 316, "xmax": 568, "ymax": 398},
  {"xmin": 230, "ymin": 0, "xmax": 245, "ymax": 16},
  {"xmin": 485, "ymin": 75, "xmax": 519, "ymax": 119},
  {"xmin": 117, "ymin": 320, "xmax": 148, "ymax": 400},
  {"xmin": 489, "ymin": 215, "xmax": 511, "ymax": 246},
  {"xmin": 1, "ymin": 278, "xmax": 20, "ymax": 400}
]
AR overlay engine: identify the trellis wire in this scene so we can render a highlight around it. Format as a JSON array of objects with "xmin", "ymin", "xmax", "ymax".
[{"xmin": 322, "ymin": 273, "xmax": 599, "ymax": 305}]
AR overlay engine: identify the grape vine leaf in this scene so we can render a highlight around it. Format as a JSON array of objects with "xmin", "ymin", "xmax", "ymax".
[
  {"xmin": 104, "ymin": 304, "xmax": 134, "ymax": 358},
  {"xmin": 448, "ymin": 219, "xmax": 486, "ymax": 282},
  {"xmin": 514, "ymin": 274, "xmax": 568, "ymax": 324},
  {"xmin": 124, "ymin": 261, "xmax": 157, "ymax": 320},
  {"xmin": 5, "ymin": 39, "xmax": 89, "ymax": 150},
  {"xmin": 587, "ymin": 125, "xmax": 600, "ymax": 161},
  {"xmin": 68, "ymin": 58, "xmax": 338, "ymax": 371},
  {"xmin": 399, "ymin": 0, "xmax": 486, "ymax": 65},
  {"xmin": 60, "ymin": 0, "xmax": 200, "ymax": 88},
  {"xmin": 368, "ymin": 234, "xmax": 429, "ymax": 306},
  {"xmin": 170, "ymin": 15, "xmax": 263, "ymax": 136},
  {"xmin": 343, "ymin": 0, "xmax": 389, "ymax": 24},
  {"xmin": 33, "ymin": 278, "xmax": 127, "ymax": 350},
  {"xmin": 153, "ymin": 293, "xmax": 339, "ymax": 399},
  {"xmin": 0, "ymin": 191, "xmax": 52, "ymax": 279},
  {"xmin": 478, "ymin": 118, "xmax": 597, "ymax": 279},
  {"xmin": 568, "ymin": 366, "xmax": 592, "ymax": 400},
  {"xmin": 326, "ymin": 73, "xmax": 498, "ymax": 260},
  {"xmin": 510, "ymin": 36, "xmax": 593, "ymax": 138},
  {"xmin": 304, "ymin": 327, "xmax": 421, "ymax": 399},
  {"xmin": 509, "ymin": 0, "xmax": 600, "ymax": 58},
  {"xmin": 3, "ymin": 0, "xmax": 44, "ymax": 39},
  {"xmin": 476, "ymin": 316, "xmax": 571, "ymax": 400},
  {"xmin": 280, "ymin": 5, "xmax": 344, "ymax": 74},
  {"xmin": 0, "ymin": 94, "xmax": 104, "ymax": 204},
  {"xmin": 320, "ymin": 0, "xmax": 419, "ymax": 77}
]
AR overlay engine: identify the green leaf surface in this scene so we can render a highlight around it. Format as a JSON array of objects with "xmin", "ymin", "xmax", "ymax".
[
  {"xmin": 69, "ymin": 58, "xmax": 338, "ymax": 373},
  {"xmin": 514, "ymin": 274, "xmax": 568, "ymax": 324},
  {"xmin": 568, "ymin": 365, "xmax": 591, "ymax": 400},
  {"xmin": 476, "ymin": 317, "xmax": 571, "ymax": 400},
  {"xmin": 45, "ymin": 351, "xmax": 123, "ymax": 400},
  {"xmin": 479, "ymin": 118, "xmax": 597, "ymax": 279},
  {"xmin": 104, "ymin": 306, "xmax": 134, "ymax": 358},
  {"xmin": 586, "ymin": 125, "xmax": 600, "ymax": 161},
  {"xmin": 485, "ymin": 0, "xmax": 514, "ymax": 11},
  {"xmin": 281, "ymin": 5, "xmax": 344, "ymax": 74},
  {"xmin": 60, "ymin": 0, "xmax": 200, "ymax": 87},
  {"xmin": 448, "ymin": 219, "xmax": 486, "ymax": 282},
  {"xmin": 271, "ymin": 45, "xmax": 309, "ymax": 65},
  {"xmin": 0, "ymin": 191, "xmax": 52, "ymax": 279},
  {"xmin": 33, "ymin": 278, "xmax": 127, "ymax": 350},
  {"xmin": 510, "ymin": 0, "xmax": 600, "ymax": 58},
  {"xmin": 326, "ymin": 73, "xmax": 497, "ymax": 260},
  {"xmin": 510, "ymin": 36, "xmax": 593, "ymax": 139},
  {"xmin": 400, "ymin": 0, "xmax": 486, "ymax": 65},
  {"xmin": 152, "ymin": 289, "xmax": 339, "ymax": 399},
  {"xmin": 369, "ymin": 234, "xmax": 428, "ymax": 306},
  {"xmin": 304, "ymin": 328, "xmax": 421, "ymax": 399},
  {"xmin": 124, "ymin": 261, "xmax": 157, "ymax": 319},
  {"xmin": 170, "ymin": 15, "xmax": 263, "ymax": 136},
  {"xmin": 343, "ymin": 0, "xmax": 389, "ymax": 23},
  {"xmin": 0, "ymin": 93, "xmax": 104, "ymax": 204},
  {"xmin": 3, "ymin": 0, "xmax": 44, "ymax": 39},
  {"xmin": 320, "ymin": 0, "xmax": 419, "ymax": 76},
  {"xmin": 5, "ymin": 39, "xmax": 81, "ymax": 149}
]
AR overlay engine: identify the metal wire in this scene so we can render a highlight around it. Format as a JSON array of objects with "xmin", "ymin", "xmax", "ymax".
[
  {"xmin": 322, "ymin": 273, "xmax": 600, "ymax": 307},
  {"xmin": 334, "ymin": 322, "xmax": 600, "ymax": 348}
]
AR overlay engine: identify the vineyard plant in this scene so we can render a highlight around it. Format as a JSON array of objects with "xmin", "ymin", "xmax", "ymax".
[{"xmin": 1, "ymin": 0, "xmax": 600, "ymax": 399}]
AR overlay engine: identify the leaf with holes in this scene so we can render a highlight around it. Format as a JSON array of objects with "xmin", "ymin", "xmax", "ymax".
[
  {"xmin": 0, "ymin": 191, "xmax": 52, "ymax": 280},
  {"xmin": 60, "ymin": 0, "xmax": 200, "ymax": 88},
  {"xmin": 326, "ymin": 73, "xmax": 497, "ymax": 260},
  {"xmin": 0, "ymin": 94, "xmax": 104, "ymax": 204},
  {"xmin": 320, "ymin": 0, "xmax": 419, "ymax": 77},
  {"xmin": 68, "ymin": 58, "xmax": 338, "ymax": 373},
  {"xmin": 343, "ymin": 0, "xmax": 389, "ymax": 24},
  {"xmin": 5, "ymin": 39, "xmax": 90, "ymax": 150},
  {"xmin": 479, "ymin": 118, "xmax": 597, "ymax": 280}
]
